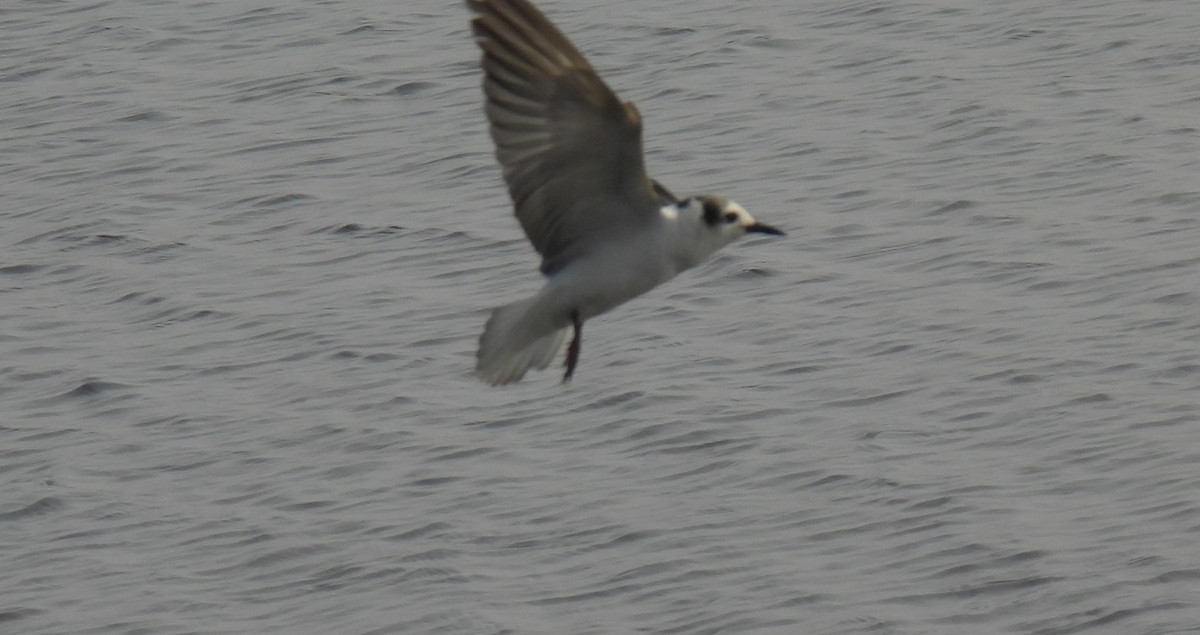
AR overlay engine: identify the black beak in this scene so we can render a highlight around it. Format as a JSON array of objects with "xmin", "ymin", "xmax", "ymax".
[{"xmin": 746, "ymin": 222, "xmax": 785, "ymax": 236}]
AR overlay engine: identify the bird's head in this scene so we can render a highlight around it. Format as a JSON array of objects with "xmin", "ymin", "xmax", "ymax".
[
  {"xmin": 663, "ymin": 195, "xmax": 784, "ymax": 268},
  {"xmin": 682, "ymin": 194, "xmax": 785, "ymax": 248}
]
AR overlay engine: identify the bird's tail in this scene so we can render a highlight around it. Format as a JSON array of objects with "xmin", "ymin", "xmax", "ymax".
[{"xmin": 475, "ymin": 296, "xmax": 569, "ymax": 385}]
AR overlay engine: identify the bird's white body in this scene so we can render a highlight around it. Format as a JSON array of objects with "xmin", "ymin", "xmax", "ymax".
[{"xmin": 476, "ymin": 199, "xmax": 766, "ymax": 384}]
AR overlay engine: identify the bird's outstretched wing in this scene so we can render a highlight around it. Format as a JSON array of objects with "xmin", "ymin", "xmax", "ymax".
[{"xmin": 467, "ymin": 0, "xmax": 661, "ymax": 273}]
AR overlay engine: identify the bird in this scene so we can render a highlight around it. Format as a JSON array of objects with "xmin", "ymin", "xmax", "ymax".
[{"xmin": 467, "ymin": 0, "xmax": 784, "ymax": 385}]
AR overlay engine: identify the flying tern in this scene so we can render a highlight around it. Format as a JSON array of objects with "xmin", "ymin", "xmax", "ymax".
[{"xmin": 467, "ymin": 0, "xmax": 784, "ymax": 385}]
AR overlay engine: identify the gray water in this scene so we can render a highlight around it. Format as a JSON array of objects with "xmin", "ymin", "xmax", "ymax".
[{"xmin": 3, "ymin": 0, "xmax": 1198, "ymax": 633}]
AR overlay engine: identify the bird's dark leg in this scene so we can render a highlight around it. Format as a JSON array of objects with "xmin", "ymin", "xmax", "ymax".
[{"xmin": 563, "ymin": 310, "xmax": 582, "ymax": 383}]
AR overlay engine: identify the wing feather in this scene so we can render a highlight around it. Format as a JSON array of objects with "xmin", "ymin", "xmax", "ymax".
[{"xmin": 467, "ymin": 0, "xmax": 660, "ymax": 272}]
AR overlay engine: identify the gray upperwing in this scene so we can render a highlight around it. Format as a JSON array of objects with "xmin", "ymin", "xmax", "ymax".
[{"xmin": 468, "ymin": 0, "xmax": 661, "ymax": 270}]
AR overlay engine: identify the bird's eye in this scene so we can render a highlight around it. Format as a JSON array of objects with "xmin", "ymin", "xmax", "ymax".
[{"xmin": 725, "ymin": 212, "xmax": 739, "ymax": 223}]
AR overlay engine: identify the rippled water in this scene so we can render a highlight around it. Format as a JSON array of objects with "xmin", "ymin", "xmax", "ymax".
[{"xmin": 3, "ymin": 0, "xmax": 1199, "ymax": 633}]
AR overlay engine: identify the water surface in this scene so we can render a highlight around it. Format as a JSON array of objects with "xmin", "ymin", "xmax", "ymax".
[{"xmin": 2, "ymin": 0, "xmax": 1198, "ymax": 633}]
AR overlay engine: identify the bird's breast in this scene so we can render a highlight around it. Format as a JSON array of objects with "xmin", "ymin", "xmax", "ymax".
[{"xmin": 548, "ymin": 235, "xmax": 678, "ymax": 321}]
